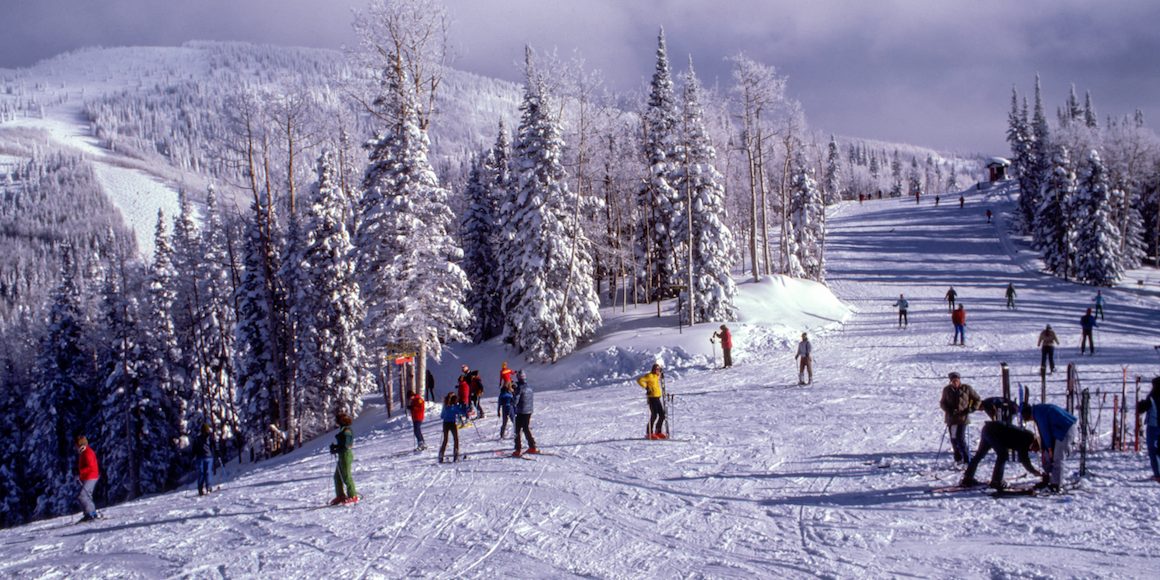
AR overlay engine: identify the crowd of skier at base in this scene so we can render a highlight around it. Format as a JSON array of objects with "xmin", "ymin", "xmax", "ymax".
[
  {"xmin": 940, "ymin": 372, "xmax": 1160, "ymax": 493},
  {"xmin": 892, "ymin": 286, "xmax": 1104, "ymax": 357}
]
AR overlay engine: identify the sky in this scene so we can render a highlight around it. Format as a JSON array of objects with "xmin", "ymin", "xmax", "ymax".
[{"xmin": 3, "ymin": 0, "xmax": 1158, "ymax": 154}]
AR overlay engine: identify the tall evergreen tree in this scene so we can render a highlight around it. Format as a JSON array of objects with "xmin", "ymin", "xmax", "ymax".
[
  {"xmin": 503, "ymin": 47, "xmax": 602, "ymax": 362},
  {"xmin": 461, "ymin": 152, "xmax": 502, "ymax": 342},
  {"xmin": 674, "ymin": 59, "xmax": 737, "ymax": 324},
  {"xmin": 635, "ymin": 28, "xmax": 683, "ymax": 302},
  {"xmin": 823, "ymin": 136, "xmax": 841, "ymax": 204},
  {"xmin": 1024, "ymin": 75, "xmax": 1051, "ymax": 233},
  {"xmin": 787, "ymin": 149, "xmax": 826, "ymax": 281},
  {"xmin": 1035, "ymin": 146, "xmax": 1078, "ymax": 278},
  {"xmin": 889, "ymin": 150, "xmax": 903, "ymax": 197},
  {"xmin": 356, "ymin": 52, "xmax": 470, "ymax": 378},
  {"xmin": 1073, "ymin": 150, "xmax": 1124, "ymax": 286},
  {"xmin": 142, "ymin": 211, "xmax": 187, "ymax": 485},
  {"xmin": 295, "ymin": 151, "xmax": 370, "ymax": 436},
  {"xmin": 235, "ymin": 196, "xmax": 281, "ymax": 459},
  {"xmin": 907, "ymin": 157, "xmax": 923, "ymax": 199}
]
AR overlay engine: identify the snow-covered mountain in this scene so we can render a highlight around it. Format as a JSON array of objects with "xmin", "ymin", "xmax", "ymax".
[{"xmin": 4, "ymin": 182, "xmax": 1159, "ymax": 577}]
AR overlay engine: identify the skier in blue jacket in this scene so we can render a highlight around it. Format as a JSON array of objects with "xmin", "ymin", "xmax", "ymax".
[
  {"xmin": 1021, "ymin": 403, "xmax": 1078, "ymax": 492},
  {"xmin": 438, "ymin": 393, "xmax": 468, "ymax": 463},
  {"xmin": 1079, "ymin": 308, "xmax": 1098, "ymax": 355},
  {"xmin": 1136, "ymin": 377, "xmax": 1160, "ymax": 482},
  {"xmin": 497, "ymin": 383, "xmax": 515, "ymax": 439}
]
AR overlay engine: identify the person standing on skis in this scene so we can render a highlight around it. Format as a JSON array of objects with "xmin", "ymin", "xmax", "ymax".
[
  {"xmin": 497, "ymin": 382, "xmax": 515, "ymax": 439},
  {"xmin": 512, "ymin": 370, "xmax": 538, "ymax": 456},
  {"xmin": 408, "ymin": 391, "xmax": 426, "ymax": 451},
  {"xmin": 193, "ymin": 424, "xmax": 215, "ymax": 496},
  {"xmin": 795, "ymin": 333, "xmax": 813, "ymax": 385},
  {"xmin": 438, "ymin": 393, "xmax": 467, "ymax": 463},
  {"xmin": 330, "ymin": 413, "xmax": 358, "ymax": 505},
  {"xmin": 712, "ymin": 325, "xmax": 733, "ymax": 368},
  {"xmin": 74, "ymin": 436, "xmax": 101, "ymax": 522},
  {"xmin": 1080, "ymin": 308, "xmax": 1098, "ymax": 355},
  {"xmin": 951, "ymin": 304, "xmax": 967, "ymax": 346},
  {"xmin": 893, "ymin": 294, "xmax": 909, "ymax": 328},
  {"xmin": 637, "ymin": 363, "xmax": 667, "ymax": 440},
  {"xmin": 945, "ymin": 286, "xmax": 957, "ymax": 312},
  {"xmin": 1005, "ymin": 283, "xmax": 1017, "ymax": 310},
  {"xmin": 940, "ymin": 372, "xmax": 981, "ymax": 465},
  {"xmin": 959, "ymin": 419, "xmax": 1042, "ymax": 490},
  {"xmin": 1038, "ymin": 324, "xmax": 1059, "ymax": 374},
  {"xmin": 499, "ymin": 361, "xmax": 514, "ymax": 390},
  {"xmin": 1093, "ymin": 290, "xmax": 1106, "ymax": 320}
]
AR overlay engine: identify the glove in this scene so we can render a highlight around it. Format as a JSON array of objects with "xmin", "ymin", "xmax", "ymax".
[{"xmin": 329, "ymin": 443, "xmax": 338, "ymax": 455}]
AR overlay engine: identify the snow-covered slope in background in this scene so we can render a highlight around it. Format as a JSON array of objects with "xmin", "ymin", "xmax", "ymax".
[{"xmin": 4, "ymin": 185, "xmax": 1159, "ymax": 578}]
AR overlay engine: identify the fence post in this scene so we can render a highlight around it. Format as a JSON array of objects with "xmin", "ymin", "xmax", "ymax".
[
  {"xmin": 1079, "ymin": 388, "xmax": 1090, "ymax": 477},
  {"xmin": 1135, "ymin": 376, "xmax": 1142, "ymax": 453}
]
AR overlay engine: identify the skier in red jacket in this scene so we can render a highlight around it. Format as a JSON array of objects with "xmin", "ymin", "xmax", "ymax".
[
  {"xmin": 75, "ymin": 436, "xmax": 101, "ymax": 522},
  {"xmin": 408, "ymin": 392, "xmax": 426, "ymax": 451},
  {"xmin": 712, "ymin": 325, "xmax": 733, "ymax": 368},
  {"xmin": 951, "ymin": 304, "xmax": 967, "ymax": 346}
]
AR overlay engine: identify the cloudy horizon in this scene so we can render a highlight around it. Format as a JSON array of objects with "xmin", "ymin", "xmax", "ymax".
[{"xmin": 3, "ymin": 0, "xmax": 1158, "ymax": 154}]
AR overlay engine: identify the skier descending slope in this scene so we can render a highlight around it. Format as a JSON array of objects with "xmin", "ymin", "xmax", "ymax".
[
  {"xmin": 637, "ymin": 364, "xmax": 667, "ymax": 440},
  {"xmin": 329, "ymin": 414, "xmax": 359, "ymax": 505}
]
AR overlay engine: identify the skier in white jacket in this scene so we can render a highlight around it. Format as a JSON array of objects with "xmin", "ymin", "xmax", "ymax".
[{"xmin": 795, "ymin": 333, "xmax": 813, "ymax": 385}]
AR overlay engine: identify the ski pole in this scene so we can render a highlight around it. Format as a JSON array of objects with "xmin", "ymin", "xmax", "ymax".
[{"xmin": 935, "ymin": 425, "xmax": 948, "ymax": 465}]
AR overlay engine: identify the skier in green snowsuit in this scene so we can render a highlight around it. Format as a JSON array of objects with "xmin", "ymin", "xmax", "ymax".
[{"xmin": 331, "ymin": 413, "xmax": 358, "ymax": 505}]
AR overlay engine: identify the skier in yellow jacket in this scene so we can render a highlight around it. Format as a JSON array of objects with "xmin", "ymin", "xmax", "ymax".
[{"xmin": 637, "ymin": 363, "xmax": 666, "ymax": 439}]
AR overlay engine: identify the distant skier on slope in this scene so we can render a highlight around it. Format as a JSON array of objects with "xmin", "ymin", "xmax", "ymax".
[
  {"xmin": 1135, "ymin": 377, "xmax": 1160, "ymax": 483},
  {"xmin": 74, "ymin": 436, "xmax": 102, "ymax": 522},
  {"xmin": 499, "ymin": 361, "xmax": 514, "ymax": 390},
  {"xmin": 469, "ymin": 370, "xmax": 486, "ymax": 418},
  {"xmin": 1021, "ymin": 403, "xmax": 1078, "ymax": 493},
  {"xmin": 457, "ymin": 368, "xmax": 473, "ymax": 418},
  {"xmin": 512, "ymin": 370, "xmax": 538, "ymax": 456},
  {"xmin": 1037, "ymin": 324, "xmax": 1059, "ymax": 374},
  {"xmin": 951, "ymin": 304, "xmax": 967, "ymax": 346},
  {"xmin": 1079, "ymin": 308, "xmax": 1098, "ymax": 355},
  {"xmin": 637, "ymin": 363, "xmax": 667, "ymax": 440},
  {"xmin": 712, "ymin": 324, "xmax": 733, "ymax": 368},
  {"xmin": 408, "ymin": 391, "xmax": 426, "ymax": 451},
  {"xmin": 893, "ymin": 294, "xmax": 909, "ymax": 328},
  {"xmin": 438, "ymin": 393, "xmax": 467, "ymax": 463},
  {"xmin": 193, "ymin": 423, "xmax": 216, "ymax": 496},
  {"xmin": 1005, "ymin": 283, "xmax": 1016, "ymax": 310},
  {"xmin": 945, "ymin": 286, "xmax": 957, "ymax": 312},
  {"xmin": 329, "ymin": 413, "xmax": 359, "ymax": 505},
  {"xmin": 1093, "ymin": 290, "xmax": 1106, "ymax": 320},
  {"xmin": 795, "ymin": 333, "xmax": 813, "ymax": 385},
  {"xmin": 959, "ymin": 418, "xmax": 1042, "ymax": 490},
  {"xmin": 425, "ymin": 369, "xmax": 436, "ymax": 403},
  {"xmin": 986, "ymin": 209, "xmax": 993, "ymax": 224},
  {"xmin": 940, "ymin": 372, "xmax": 981, "ymax": 465}
]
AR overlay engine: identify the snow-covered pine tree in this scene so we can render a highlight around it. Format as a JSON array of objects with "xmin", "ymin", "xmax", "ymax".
[
  {"xmin": 823, "ymin": 135, "xmax": 841, "ymax": 204},
  {"xmin": 503, "ymin": 47, "xmax": 602, "ymax": 362},
  {"xmin": 25, "ymin": 246, "xmax": 97, "ymax": 518},
  {"xmin": 907, "ymin": 157, "xmax": 923, "ymax": 200},
  {"xmin": 1025, "ymin": 76, "xmax": 1051, "ymax": 233},
  {"xmin": 787, "ymin": 149, "xmax": 826, "ymax": 281},
  {"xmin": 674, "ymin": 59, "xmax": 737, "ymax": 324},
  {"xmin": 946, "ymin": 164, "xmax": 959, "ymax": 193},
  {"xmin": 485, "ymin": 121, "xmax": 512, "ymax": 332},
  {"xmin": 635, "ymin": 28, "xmax": 683, "ymax": 302},
  {"xmin": 1072, "ymin": 150, "xmax": 1124, "ymax": 286},
  {"xmin": 356, "ymin": 52, "xmax": 470, "ymax": 381},
  {"xmin": 1083, "ymin": 90, "xmax": 1098, "ymax": 129},
  {"xmin": 461, "ymin": 151, "xmax": 502, "ymax": 342},
  {"xmin": 295, "ymin": 151, "xmax": 369, "ymax": 437},
  {"xmin": 198, "ymin": 188, "xmax": 241, "ymax": 457},
  {"xmin": 235, "ymin": 197, "xmax": 280, "ymax": 459},
  {"xmin": 1110, "ymin": 181, "xmax": 1147, "ymax": 269},
  {"xmin": 889, "ymin": 150, "xmax": 902, "ymax": 197},
  {"xmin": 1035, "ymin": 146, "xmax": 1078, "ymax": 277}
]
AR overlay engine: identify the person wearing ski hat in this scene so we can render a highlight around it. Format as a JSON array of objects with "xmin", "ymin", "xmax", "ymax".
[
  {"xmin": 1020, "ymin": 402, "xmax": 1078, "ymax": 492},
  {"xmin": 497, "ymin": 382, "xmax": 516, "ymax": 439},
  {"xmin": 945, "ymin": 286, "xmax": 957, "ymax": 312},
  {"xmin": 959, "ymin": 417, "xmax": 1042, "ymax": 490},
  {"xmin": 1079, "ymin": 308, "xmax": 1098, "ymax": 355},
  {"xmin": 408, "ymin": 391, "xmax": 426, "ymax": 451},
  {"xmin": 940, "ymin": 372, "xmax": 981, "ymax": 465},
  {"xmin": 1136, "ymin": 377, "xmax": 1160, "ymax": 483},
  {"xmin": 193, "ymin": 423, "xmax": 216, "ymax": 496},
  {"xmin": 712, "ymin": 325, "xmax": 733, "ymax": 368},
  {"xmin": 74, "ymin": 436, "xmax": 101, "ymax": 522},
  {"xmin": 795, "ymin": 333, "xmax": 813, "ymax": 385},
  {"xmin": 512, "ymin": 369, "xmax": 538, "ymax": 456},
  {"xmin": 329, "ymin": 413, "xmax": 358, "ymax": 505},
  {"xmin": 950, "ymin": 304, "xmax": 967, "ymax": 345},
  {"xmin": 1037, "ymin": 324, "xmax": 1059, "ymax": 374},
  {"xmin": 637, "ymin": 363, "xmax": 666, "ymax": 440}
]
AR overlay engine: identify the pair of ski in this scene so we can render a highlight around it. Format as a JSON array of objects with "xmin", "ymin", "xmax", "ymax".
[{"xmin": 930, "ymin": 482, "xmax": 1038, "ymax": 498}]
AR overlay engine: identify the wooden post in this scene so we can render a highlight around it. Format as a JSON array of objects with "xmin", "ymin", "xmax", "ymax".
[
  {"xmin": 1112, "ymin": 395, "xmax": 1120, "ymax": 451},
  {"xmin": 1135, "ymin": 376, "xmax": 1142, "ymax": 453}
]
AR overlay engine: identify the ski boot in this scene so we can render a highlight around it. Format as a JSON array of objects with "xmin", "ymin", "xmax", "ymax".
[{"xmin": 329, "ymin": 496, "xmax": 347, "ymax": 506}]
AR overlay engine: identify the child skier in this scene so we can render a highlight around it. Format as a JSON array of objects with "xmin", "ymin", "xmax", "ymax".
[
  {"xmin": 408, "ymin": 391, "xmax": 426, "ymax": 451},
  {"xmin": 497, "ymin": 382, "xmax": 515, "ymax": 439},
  {"xmin": 512, "ymin": 370, "xmax": 538, "ymax": 456},
  {"xmin": 330, "ymin": 413, "xmax": 358, "ymax": 505},
  {"xmin": 637, "ymin": 363, "xmax": 666, "ymax": 440},
  {"xmin": 439, "ymin": 393, "xmax": 467, "ymax": 463}
]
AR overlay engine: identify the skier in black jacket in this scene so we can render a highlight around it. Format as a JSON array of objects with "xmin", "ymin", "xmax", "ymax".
[
  {"xmin": 194, "ymin": 424, "xmax": 215, "ymax": 496},
  {"xmin": 960, "ymin": 421, "xmax": 1042, "ymax": 489}
]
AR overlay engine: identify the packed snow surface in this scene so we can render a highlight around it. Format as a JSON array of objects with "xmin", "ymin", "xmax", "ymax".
[{"xmin": 4, "ymin": 186, "xmax": 1160, "ymax": 578}]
